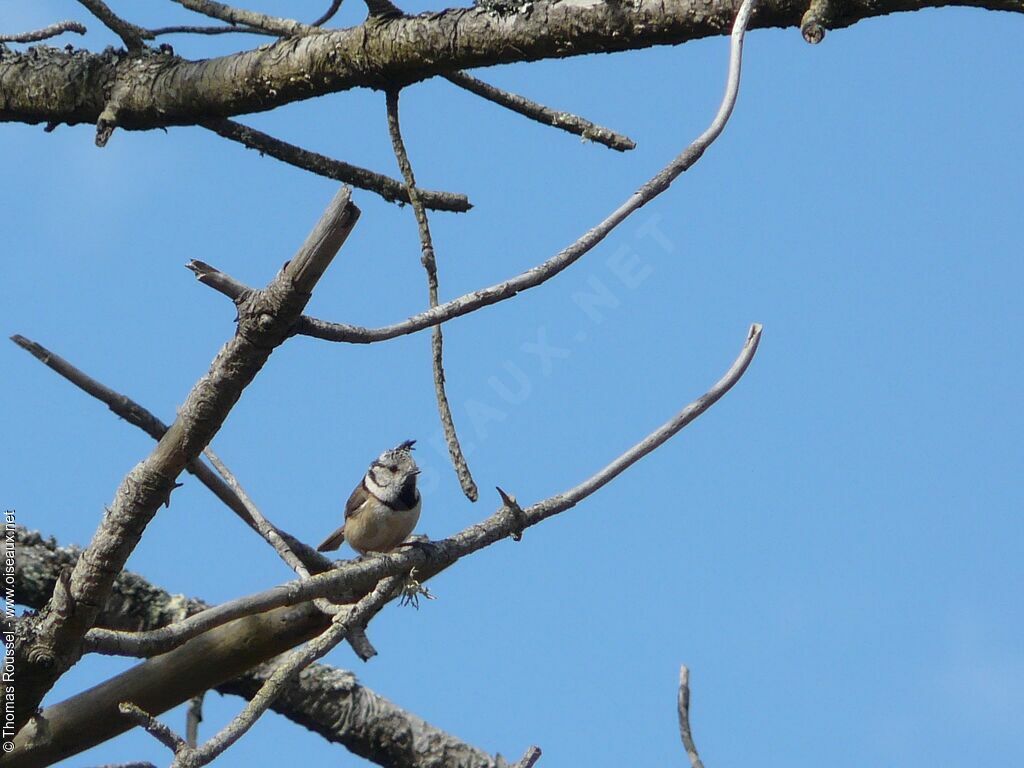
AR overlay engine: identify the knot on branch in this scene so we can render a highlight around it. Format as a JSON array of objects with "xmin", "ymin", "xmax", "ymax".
[
  {"xmin": 801, "ymin": 0, "xmax": 840, "ymax": 43},
  {"xmin": 235, "ymin": 282, "xmax": 309, "ymax": 348},
  {"xmin": 497, "ymin": 487, "xmax": 527, "ymax": 541}
]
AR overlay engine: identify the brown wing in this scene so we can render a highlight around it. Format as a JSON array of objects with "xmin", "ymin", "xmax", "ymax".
[
  {"xmin": 345, "ymin": 481, "xmax": 370, "ymax": 520},
  {"xmin": 317, "ymin": 482, "xmax": 370, "ymax": 552}
]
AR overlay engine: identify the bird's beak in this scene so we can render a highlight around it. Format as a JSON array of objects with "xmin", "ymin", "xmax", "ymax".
[{"xmin": 397, "ymin": 439, "xmax": 417, "ymax": 451}]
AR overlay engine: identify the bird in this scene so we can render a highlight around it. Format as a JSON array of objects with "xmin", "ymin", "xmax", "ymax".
[{"xmin": 317, "ymin": 440, "xmax": 422, "ymax": 555}]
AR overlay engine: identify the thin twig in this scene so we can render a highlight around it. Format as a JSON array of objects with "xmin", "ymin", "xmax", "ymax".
[
  {"xmin": 385, "ymin": 87, "xmax": 478, "ymax": 502},
  {"xmin": 169, "ymin": 0, "xmax": 316, "ymax": 37},
  {"xmin": 678, "ymin": 666, "xmax": 705, "ymax": 768},
  {"xmin": 186, "ymin": 694, "xmax": 204, "ymax": 748},
  {"xmin": 166, "ymin": 577, "xmax": 402, "ymax": 768},
  {"xmin": 297, "ymin": 0, "xmax": 758, "ymax": 344},
  {"xmin": 119, "ymin": 702, "xmax": 188, "ymax": 754},
  {"xmin": 79, "ymin": 324, "xmax": 761, "ymax": 658},
  {"xmin": 202, "ymin": 448, "xmax": 312, "ymax": 578},
  {"xmin": 311, "ymin": 0, "xmax": 345, "ymax": 26},
  {"xmin": 0, "ymin": 21, "xmax": 87, "ymax": 43},
  {"xmin": 202, "ymin": 119, "xmax": 471, "ymax": 213},
  {"xmin": 444, "ymin": 71, "xmax": 635, "ymax": 152},
  {"xmin": 8, "ymin": 334, "xmax": 330, "ymax": 574},
  {"xmin": 147, "ymin": 24, "xmax": 272, "ymax": 37},
  {"xmin": 76, "ymin": 0, "xmax": 146, "ymax": 49}
]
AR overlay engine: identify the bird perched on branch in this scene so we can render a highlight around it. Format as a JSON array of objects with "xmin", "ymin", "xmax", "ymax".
[{"xmin": 317, "ymin": 440, "xmax": 422, "ymax": 555}]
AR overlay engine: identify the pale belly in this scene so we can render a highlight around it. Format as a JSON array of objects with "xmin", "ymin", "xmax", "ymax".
[{"xmin": 348, "ymin": 498, "xmax": 421, "ymax": 553}]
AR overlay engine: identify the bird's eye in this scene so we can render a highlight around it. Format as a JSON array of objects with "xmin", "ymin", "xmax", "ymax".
[{"xmin": 388, "ymin": 465, "xmax": 398, "ymax": 472}]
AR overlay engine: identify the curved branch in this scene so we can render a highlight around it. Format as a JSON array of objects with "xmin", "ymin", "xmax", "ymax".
[
  {"xmin": 76, "ymin": 0, "xmax": 146, "ymax": 50},
  {"xmin": 299, "ymin": 0, "xmax": 755, "ymax": 343}
]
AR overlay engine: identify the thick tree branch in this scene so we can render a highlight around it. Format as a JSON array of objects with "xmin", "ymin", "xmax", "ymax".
[
  {"xmin": 10, "ymin": 188, "xmax": 359, "ymax": 734},
  {"xmin": 12, "ymin": 528, "xmax": 507, "ymax": 768},
  {"xmin": 2, "ymin": 0, "xmax": 1018, "ymax": 130}
]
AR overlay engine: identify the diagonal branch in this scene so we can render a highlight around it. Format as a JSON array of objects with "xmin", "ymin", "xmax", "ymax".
[
  {"xmin": 201, "ymin": 119, "xmax": 471, "ymax": 212},
  {"xmin": 0, "ymin": 21, "xmax": 87, "ymax": 44},
  {"xmin": 76, "ymin": 0, "xmax": 147, "ymax": 50},
  {"xmin": 443, "ymin": 71, "xmax": 635, "ymax": 152},
  {"xmin": 9, "ymin": 333, "xmax": 330, "ymax": 574},
  {"xmin": 385, "ymin": 87, "xmax": 479, "ymax": 501},
  {"xmin": 10, "ymin": 188, "xmax": 359, "ymax": 735}
]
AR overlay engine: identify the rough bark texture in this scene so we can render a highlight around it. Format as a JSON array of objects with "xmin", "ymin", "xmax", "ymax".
[
  {"xmin": 10, "ymin": 527, "xmax": 508, "ymax": 768},
  {"xmin": 1, "ymin": 0, "xmax": 1020, "ymax": 131}
]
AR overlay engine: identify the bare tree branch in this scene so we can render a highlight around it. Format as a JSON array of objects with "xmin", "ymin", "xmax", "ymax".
[
  {"xmin": 170, "ymin": 0, "xmax": 317, "ymax": 37},
  {"xmin": 148, "ymin": 24, "xmax": 271, "ymax": 37},
  {"xmin": 186, "ymin": 694, "xmax": 204, "ymax": 747},
  {"xmin": 167, "ymin": 577, "xmax": 404, "ymax": 768},
  {"xmin": 10, "ymin": 188, "xmax": 359, "ymax": 734},
  {"xmin": 443, "ymin": 71, "xmax": 636, "ymax": 152},
  {"xmin": 677, "ymin": 666, "xmax": 705, "ymax": 768},
  {"xmin": 0, "ymin": 21, "xmax": 87, "ymax": 44},
  {"xmin": 514, "ymin": 746, "xmax": 542, "ymax": 768},
  {"xmin": 119, "ymin": 702, "xmax": 189, "ymax": 754},
  {"xmin": 201, "ymin": 118, "xmax": 472, "ymax": 212},
  {"xmin": 13, "ymin": 528, "xmax": 507, "ymax": 768},
  {"xmin": 75, "ymin": 323, "xmax": 762, "ymax": 661},
  {"xmin": 311, "ymin": 0, "xmax": 345, "ymax": 26},
  {"xmin": 76, "ymin": 0, "xmax": 146, "ymax": 49},
  {"xmin": 386, "ymin": 87, "xmax": 479, "ymax": 502},
  {"xmin": 9, "ymin": 333, "xmax": 330, "ymax": 574},
  {"xmin": 301, "ymin": 0, "xmax": 756, "ymax": 344},
  {"xmin": 3, "ymin": 0, "xmax": 1017, "ymax": 131}
]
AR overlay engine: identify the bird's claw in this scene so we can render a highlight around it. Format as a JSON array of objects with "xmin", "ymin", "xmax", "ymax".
[{"xmin": 399, "ymin": 567, "xmax": 436, "ymax": 609}]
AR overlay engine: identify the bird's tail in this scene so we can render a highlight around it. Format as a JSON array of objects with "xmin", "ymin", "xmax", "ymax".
[{"xmin": 316, "ymin": 524, "xmax": 346, "ymax": 552}]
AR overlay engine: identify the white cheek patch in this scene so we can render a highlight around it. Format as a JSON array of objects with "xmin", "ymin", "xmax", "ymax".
[{"xmin": 365, "ymin": 472, "xmax": 387, "ymax": 499}]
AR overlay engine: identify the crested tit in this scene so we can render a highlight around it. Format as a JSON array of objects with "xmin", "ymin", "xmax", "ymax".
[{"xmin": 317, "ymin": 440, "xmax": 422, "ymax": 555}]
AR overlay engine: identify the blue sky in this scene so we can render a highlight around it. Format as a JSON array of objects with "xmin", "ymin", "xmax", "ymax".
[{"xmin": 3, "ymin": 1, "xmax": 1022, "ymax": 766}]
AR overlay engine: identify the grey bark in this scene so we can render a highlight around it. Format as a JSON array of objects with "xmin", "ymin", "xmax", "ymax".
[{"xmin": 9, "ymin": 527, "xmax": 508, "ymax": 768}]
